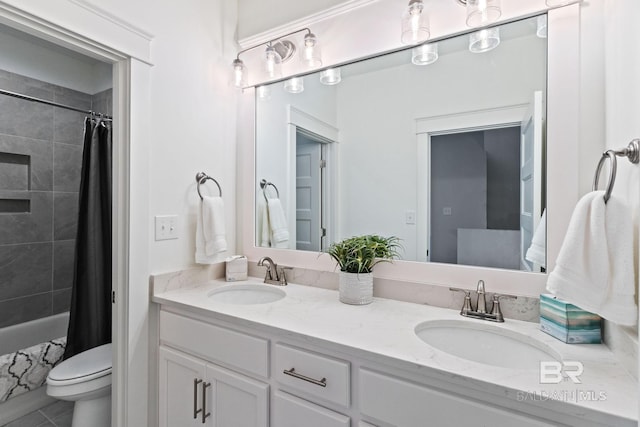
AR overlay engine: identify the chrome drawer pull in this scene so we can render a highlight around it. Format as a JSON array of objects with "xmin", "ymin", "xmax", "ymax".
[
  {"xmin": 283, "ymin": 368, "xmax": 327, "ymax": 387},
  {"xmin": 193, "ymin": 378, "xmax": 202, "ymax": 419},
  {"xmin": 202, "ymin": 381, "xmax": 211, "ymax": 423}
]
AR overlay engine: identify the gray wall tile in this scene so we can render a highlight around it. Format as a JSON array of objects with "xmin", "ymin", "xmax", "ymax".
[
  {"xmin": 0, "ymin": 293, "xmax": 51, "ymax": 328},
  {"xmin": 0, "ymin": 191, "xmax": 53, "ymax": 244},
  {"xmin": 52, "ymin": 288, "xmax": 72, "ymax": 315},
  {"xmin": 53, "ymin": 143, "xmax": 82, "ymax": 192},
  {"xmin": 0, "ymin": 134, "xmax": 53, "ymax": 191},
  {"xmin": 0, "ymin": 69, "xmax": 55, "ymax": 101},
  {"xmin": 53, "ymin": 108, "xmax": 86, "ymax": 145},
  {"xmin": 0, "ymin": 96, "xmax": 53, "ymax": 140},
  {"xmin": 53, "ymin": 192, "xmax": 78, "ymax": 240},
  {"xmin": 0, "ymin": 242, "xmax": 52, "ymax": 300},
  {"xmin": 54, "ymin": 87, "xmax": 91, "ymax": 110},
  {"xmin": 53, "ymin": 240, "xmax": 74, "ymax": 290}
]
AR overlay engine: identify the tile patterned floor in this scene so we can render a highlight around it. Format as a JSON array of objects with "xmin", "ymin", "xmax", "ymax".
[{"xmin": 2, "ymin": 400, "xmax": 73, "ymax": 427}]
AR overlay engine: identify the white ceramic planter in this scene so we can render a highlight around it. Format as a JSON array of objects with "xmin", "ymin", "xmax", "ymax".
[{"xmin": 339, "ymin": 272, "xmax": 373, "ymax": 305}]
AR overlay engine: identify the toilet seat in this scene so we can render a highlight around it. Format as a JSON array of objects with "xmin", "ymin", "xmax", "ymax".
[{"xmin": 48, "ymin": 343, "xmax": 112, "ymax": 386}]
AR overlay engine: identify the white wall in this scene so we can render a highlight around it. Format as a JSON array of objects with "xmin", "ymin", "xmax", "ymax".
[
  {"xmin": 237, "ymin": 0, "xmax": 347, "ymax": 39},
  {"xmin": 602, "ymin": 0, "xmax": 640, "ymax": 381},
  {"xmin": 0, "ymin": 25, "xmax": 112, "ymax": 93}
]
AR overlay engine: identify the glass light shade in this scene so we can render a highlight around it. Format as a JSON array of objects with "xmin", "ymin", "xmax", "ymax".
[
  {"xmin": 536, "ymin": 15, "xmax": 547, "ymax": 39},
  {"xmin": 411, "ymin": 43, "xmax": 438, "ymax": 65},
  {"xmin": 401, "ymin": 0, "xmax": 430, "ymax": 45},
  {"xmin": 264, "ymin": 46, "xmax": 282, "ymax": 79},
  {"xmin": 319, "ymin": 68, "xmax": 341, "ymax": 85},
  {"xmin": 256, "ymin": 85, "xmax": 271, "ymax": 100},
  {"xmin": 284, "ymin": 77, "xmax": 304, "ymax": 93},
  {"xmin": 231, "ymin": 59, "xmax": 247, "ymax": 88},
  {"xmin": 469, "ymin": 27, "xmax": 500, "ymax": 53},
  {"xmin": 466, "ymin": 0, "xmax": 502, "ymax": 28},
  {"xmin": 301, "ymin": 33, "xmax": 322, "ymax": 68}
]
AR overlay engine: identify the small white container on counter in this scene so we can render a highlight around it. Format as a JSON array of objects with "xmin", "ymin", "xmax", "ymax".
[{"xmin": 225, "ymin": 255, "xmax": 248, "ymax": 281}]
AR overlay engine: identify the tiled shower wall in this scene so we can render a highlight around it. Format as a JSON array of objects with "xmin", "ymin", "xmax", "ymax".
[{"xmin": 0, "ymin": 69, "xmax": 112, "ymax": 329}]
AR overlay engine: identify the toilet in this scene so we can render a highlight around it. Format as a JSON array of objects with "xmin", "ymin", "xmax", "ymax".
[{"xmin": 46, "ymin": 343, "xmax": 112, "ymax": 427}]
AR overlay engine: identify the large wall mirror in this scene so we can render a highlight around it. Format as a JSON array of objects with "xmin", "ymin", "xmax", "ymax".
[{"xmin": 255, "ymin": 15, "xmax": 547, "ymax": 273}]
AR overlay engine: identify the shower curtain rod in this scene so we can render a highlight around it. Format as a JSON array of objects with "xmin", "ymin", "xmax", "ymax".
[{"xmin": 0, "ymin": 88, "xmax": 113, "ymax": 120}]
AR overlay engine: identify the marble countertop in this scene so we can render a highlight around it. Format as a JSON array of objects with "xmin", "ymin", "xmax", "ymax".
[{"xmin": 152, "ymin": 277, "xmax": 637, "ymax": 424}]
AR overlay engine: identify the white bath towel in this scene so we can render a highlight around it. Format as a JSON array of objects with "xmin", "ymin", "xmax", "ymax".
[
  {"xmin": 525, "ymin": 209, "xmax": 547, "ymax": 268},
  {"xmin": 196, "ymin": 196, "xmax": 227, "ymax": 264},
  {"xmin": 267, "ymin": 198, "xmax": 289, "ymax": 248},
  {"xmin": 546, "ymin": 191, "xmax": 637, "ymax": 326}
]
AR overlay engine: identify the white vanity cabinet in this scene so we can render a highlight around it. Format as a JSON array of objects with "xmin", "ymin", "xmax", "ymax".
[
  {"xmin": 155, "ymin": 305, "xmax": 634, "ymax": 427},
  {"xmin": 158, "ymin": 310, "xmax": 269, "ymax": 427}
]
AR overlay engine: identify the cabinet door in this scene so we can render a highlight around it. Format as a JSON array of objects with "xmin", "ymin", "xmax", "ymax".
[
  {"xmin": 159, "ymin": 346, "xmax": 206, "ymax": 427},
  {"xmin": 204, "ymin": 363, "xmax": 269, "ymax": 427}
]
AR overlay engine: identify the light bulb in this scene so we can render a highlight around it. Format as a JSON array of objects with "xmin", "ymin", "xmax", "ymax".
[
  {"xmin": 412, "ymin": 43, "xmax": 438, "ymax": 65},
  {"xmin": 256, "ymin": 86, "xmax": 271, "ymax": 100},
  {"xmin": 319, "ymin": 68, "xmax": 341, "ymax": 85},
  {"xmin": 231, "ymin": 59, "xmax": 246, "ymax": 88},
  {"xmin": 401, "ymin": 0, "xmax": 429, "ymax": 45},
  {"xmin": 284, "ymin": 77, "xmax": 304, "ymax": 94},
  {"xmin": 301, "ymin": 33, "xmax": 322, "ymax": 68},
  {"xmin": 264, "ymin": 46, "xmax": 282, "ymax": 79},
  {"xmin": 469, "ymin": 27, "xmax": 500, "ymax": 53},
  {"xmin": 466, "ymin": 0, "xmax": 501, "ymax": 28}
]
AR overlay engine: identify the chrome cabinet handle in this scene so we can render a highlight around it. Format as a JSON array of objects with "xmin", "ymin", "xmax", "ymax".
[
  {"xmin": 201, "ymin": 381, "xmax": 211, "ymax": 424},
  {"xmin": 283, "ymin": 368, "xmax": 327, "ymax": 387},
  {"xmin": 193, "ymin": 378, "xmax": 202, "ymax": 419}
]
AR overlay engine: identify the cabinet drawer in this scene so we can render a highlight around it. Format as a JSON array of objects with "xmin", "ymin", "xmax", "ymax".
[
  {"xmin": 273, "ymin": 391, "xmax": 350, "ymax": 427},
  {"xmin": 274, "ymin": 343, "xmax": 350, "ymax": 407},
  {"xmin": 160, "ymin": 310, "xmax": 268, "ymax": 378},
  {"xmin": 360, "ymin": 369, "xmax": 556, "ymax": 427}
]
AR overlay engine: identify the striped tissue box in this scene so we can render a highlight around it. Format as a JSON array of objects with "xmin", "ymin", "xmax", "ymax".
[{"xmin": 539, "ymin": 294, "xmax": 602, "ymax": 344}]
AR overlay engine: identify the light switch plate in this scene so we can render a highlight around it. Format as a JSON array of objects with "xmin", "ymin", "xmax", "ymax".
[
  {"xmin": 405, "ymin": 210, "xmax": 416, "ymax": 224},
  {"xmin": 155, "ymin": 215, "xmax": 178, "ymax": 240}
]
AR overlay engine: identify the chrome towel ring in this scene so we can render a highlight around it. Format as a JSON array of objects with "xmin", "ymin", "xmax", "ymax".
[
  {"xmin": 259, "ymin": 179, "xmax": 280, "ymax": 203},
  {"xmin": 592, "ymin": 139, "xmax": 639, "ymax": 203},
  {"xmin": 195, "ymin": 172, "xmax": 222, "ymax": 200}
]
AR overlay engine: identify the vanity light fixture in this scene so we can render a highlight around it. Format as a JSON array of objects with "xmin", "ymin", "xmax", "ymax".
[
  {"xmin": 468, "ymin": 27, "xmax": 500, "ymax": 53},
  {"xmin": 536, "ymin": 15, "xmax": 547, "ymax": 38},
  {"xmin": 411, "ymin": 43, "xmax": 438, "ymax": 65},
  {"xmin": 284, "ymin": 77, "xmax": 304, "ymax": 93},
  {"xmin": 401, "ymin": 0, "xmax": 430, "ymax": 45},
  {"xmin": 458, "ymin": 0, "xmax": 502, "ymax": 28},
  {"xmin": 230, "ymin": 28, "xmax": 322, "ymax": 88},
  {"xmin": 319, "ymin": 68, "xmax": 341, "ymax": 85}
]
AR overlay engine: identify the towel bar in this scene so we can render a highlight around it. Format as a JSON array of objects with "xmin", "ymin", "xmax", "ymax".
[
  {"xmin": 592, "ymin": 139, "xmax": 639, "ymax": 203},
  {"xmin": 259, "ymin": 179, "xmax": 280, "ymax": 203},
  {"xmin": 195, "ymin": 172, "xmax": 222, "ymax": 200}
]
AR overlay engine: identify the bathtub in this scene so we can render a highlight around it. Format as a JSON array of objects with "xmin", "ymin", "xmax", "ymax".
[{"xmin": 0, "ymin": 312, "xmax": 68, "ymax": 425}]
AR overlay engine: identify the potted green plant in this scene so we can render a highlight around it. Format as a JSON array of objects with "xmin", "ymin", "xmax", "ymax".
[{"xmin": 326, "ymin": 235, "xmax": 401, "ymax": 305}]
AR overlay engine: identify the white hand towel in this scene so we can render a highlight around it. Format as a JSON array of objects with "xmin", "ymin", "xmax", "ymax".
[
  {"xmin": 546, "ymin": 191, "xmax": 637, "ymax": 326},
  {"xmin": 525, "ymin": 209, "xmax": 547, "ymax": 268},
  {"xmin": 257, "ymin": 199, "xmax": 271, "ymax": 247},
  {"xmin": 195, "ymin": 196, "xmax": 227, "ymax": 264},
  {"xmin": 267, "ymin": 198, "xmax": 289, "ymax": 248}
]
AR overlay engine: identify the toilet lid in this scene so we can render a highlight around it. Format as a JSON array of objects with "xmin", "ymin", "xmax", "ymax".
[{"xmin": 49, "ymin": 343, "xmax": 112, "ymax": 384}]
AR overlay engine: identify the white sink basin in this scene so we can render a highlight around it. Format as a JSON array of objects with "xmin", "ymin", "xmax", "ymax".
[
  {"xmin": 207, "ymin": 283, "xmax": 286, "ymax": 305},
  {"xmin": 414, "ymin": 320, "xmax": 560, "ymax": 370}
]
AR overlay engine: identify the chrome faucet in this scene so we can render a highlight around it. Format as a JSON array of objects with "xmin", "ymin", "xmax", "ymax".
[
  {"xmin": 257, "ymin": 257, "xmax": 289, "ymax": 286},
  {"xmin": 449, "ymin": 280, "xmax": 516, "ymax": 323}
]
